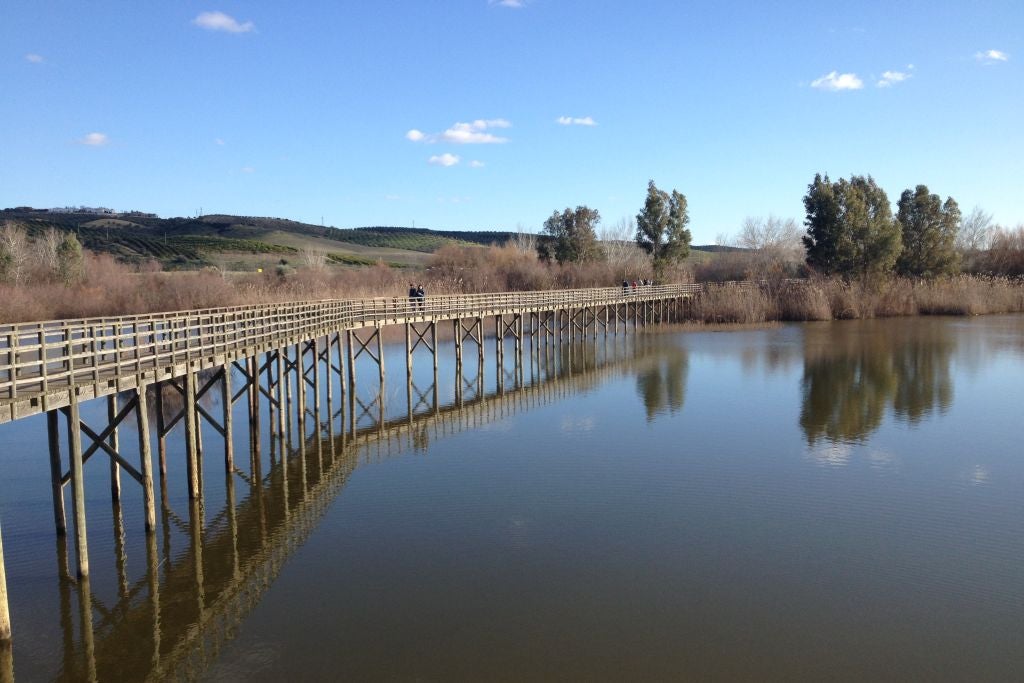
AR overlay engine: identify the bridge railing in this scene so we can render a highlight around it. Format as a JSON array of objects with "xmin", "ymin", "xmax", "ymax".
[{"xmin": 0, "ymin": 283, "xmax": 704, "ymax": 402}]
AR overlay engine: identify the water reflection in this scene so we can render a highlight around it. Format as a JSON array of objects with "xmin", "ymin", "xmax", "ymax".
[
  {"xmin": 800, "ymin": 319, "xmax": 954, "ymax": 445},
  {"xmin": 635, "ymin": 348, "xmax": 688, "ymax": 421},
  {"xmin": 42, "ymin": 336, "xmax": 654, "ymax": 681}
]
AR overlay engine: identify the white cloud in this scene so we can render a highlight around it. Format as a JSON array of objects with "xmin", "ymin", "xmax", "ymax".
[
  {"xmin": 78, "ymin": 132, "xmax": 110, "ymax": 146},
  {"xmin": 408, "ymin": 119, "xmax": 510, "ymax": 144},
  {"xmin": 25, "ymin": 53, "xmax": 45, "ymax": 64},
  {"xmin": 440, "ymin": 119, "xmax": 509, "ymax": 144},
  {"xmin": 193, "ymin": 11, "xmax": 255, "ymax": 33},
  {"xmin": 810, "ymin": 70, "xmax": 864, "ymax": 91},
  {"xmin": 384, "ymin": 194, "xmax": 401, "ymax": 201},
  {"xmin": 428, "ymin": 153, "xmax": 460, "ymax": 167},
  {"xmin": 215, "ymin": 138, "xmax": 225, "ymax": 145},
  {"xmin": 557, "ymin": 116, "xmax": 597, "ymax": 126},
  {"xmin": 468, "ymin": 160, "xmax": 485, "ymax": 168},
  {"xmin": 877, "ymin": 70, "xmax": 911, "ymax": 87},
  {"xmin": 241, "ymin": 166, "xmax": 255, "ymax": 173},
  {"xmin": 489, "ymin": 0, "xmax": 526, "ymax": 7},
  {"xmin": 975, "ymin": 49, "xmax": 1009, "ymax": 64}
]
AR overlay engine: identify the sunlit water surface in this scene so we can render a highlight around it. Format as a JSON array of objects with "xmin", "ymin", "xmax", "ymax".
[{"xmin": 1, "ymin": 316, "xmax": 1022, "ymax": 681}]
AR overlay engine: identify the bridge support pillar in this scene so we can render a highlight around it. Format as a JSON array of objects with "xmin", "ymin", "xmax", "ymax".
[
  {"xmin": 67, "ymin": 391, "xmax": 89, "ymax": 577},
  {"xmin": 184, "ymin": 371, "xmax": 200, "ymax": 499},
  {"xmin": 136, "ymin": 387, "xmax": 157, "ymax": 533},
  {"xmin": 47, "ymin": 410, "xmax": 67, "ymax": 535},
  {"xmin": 108, "ymin": 396, "xmax": 121, "ymax": 502}
]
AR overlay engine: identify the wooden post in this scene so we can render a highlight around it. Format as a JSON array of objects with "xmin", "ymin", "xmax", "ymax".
[
  {"xmin": 67, "ymin": 392, "xmax": 89, "ymax": 577},
  {"xmin": 405, "ymin": 323, "xmax": 413, "ymax": 381},
  {"xmin": 285, "ymin": 346, "xmax": 294, "ymax": 444},
  {"xmin": 248, "ymin": 355, "xmax": 260, "ymax": 465},
  {"xmin": 276, "ymin": 348, "xmax": 287, "ymax": 455},
  {"xmin": 184, "ymin": 371, "xmax": 200, "ymax": 500},
  {"xmin": 108, "ymin": 395, "xmax": 121, "ymax": 502},
  {"xmin": 323, "ymin": 336, "xmax": 333, "ymax": 410},
  {"xmin": 47, "ymin": 410, "xmax": 67, "ymax": 535},
  {"xmin": 346, "ymin": 331, "xmax": 356, "ymax": 402},
  {"xmin": 295, "ymin": 343, "xmax": 306, "ymax": 441},
  {"xmin": 476, "ymin": 318, "xmax": 484, "ymax": 368},
  {"xmin": 337, "ymin": 331, "xmax": 347, "ymax": 416},
  {"xmin": 155, "ymin": 381, "xmax": 167, "ymax": 481},
  {"xmin": 431, "ymin": 321, "xmax": 438, "ymax": 379},
  {"xmin": 221, "ymin": 365, "xmax": 234, "ymax": 471},
  {"xmin": 376, "ymin": 327, "xmax": 386, "ymax": 389},
  {"xmin": 312, "ymin": 337, "xmax": 322, "ymax": 428},
  {"xmin": 136, "ymin": 387, "xmax": 157, "ymax": 533}
]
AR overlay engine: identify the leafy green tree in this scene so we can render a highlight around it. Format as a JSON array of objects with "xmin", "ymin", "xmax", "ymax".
[
  {"xmin": 895, "ymin": 185, "xmax": 960, "ymax": 277},
  {"xmin": 635, "ymin": 180, "xmax": 691, "ymax": 280},
  {"xmin": 539, "ymin": 206, "xmax": 603, "ymax": 264},
  {"xmin": 56, "ymin": 232, "xmax": 84, "ymax": 285},
  {"xmin": 802, "ymin": 174, "xmax": 902, "ymax": 278}
]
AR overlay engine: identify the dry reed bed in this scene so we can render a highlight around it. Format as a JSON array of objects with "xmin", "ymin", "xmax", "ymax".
[{"xmin": 0, "ymin": 250, "xmax": 1021, "ymax": 325}]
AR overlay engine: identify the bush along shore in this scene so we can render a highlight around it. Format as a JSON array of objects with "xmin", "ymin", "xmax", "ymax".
[
  {"xmin": 692, "ymin": 276, "xmax": 1024, "ymax": 324},
  {"xmin": 0, "ymin": 243, "xmax": 1021, "ymax": 325}
]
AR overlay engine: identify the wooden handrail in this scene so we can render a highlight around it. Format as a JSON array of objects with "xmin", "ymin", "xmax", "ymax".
[{"xmin": 0, "ymin": 281, "xmax": 769, "ymax": 404}]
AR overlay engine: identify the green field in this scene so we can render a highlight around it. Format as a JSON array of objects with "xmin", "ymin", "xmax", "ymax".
[{"xmin": 2, "ymin": 211, "xmax": 515, "ymax": 269}]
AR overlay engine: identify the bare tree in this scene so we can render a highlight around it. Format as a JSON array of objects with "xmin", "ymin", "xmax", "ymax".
[
  {"xmin": 34, "ymin": 227, "xmax": 64, "ymax": 277},
  {"xmin": 509, "ymin": 223, "xmax": 537, "ymax": 255},
  {"xmin": 300, "ymin": 248, "xmax": 328, "ymax": 271},
  {"xmin": 737, "ymin": 215, "xmax": 802, "ymax": 253},
  {"xmin": 600, "ymin": 216, "xmax": 648, "ymax": 276},
  {"xmin": 956, "ymin": 206, "xmax": 993, "ymax": 252},
  {"xmin": 0, "ymin": 221, "xmax": 30, "ymax": 285}
]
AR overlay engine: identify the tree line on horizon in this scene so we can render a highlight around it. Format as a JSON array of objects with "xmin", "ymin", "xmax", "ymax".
[{"xmin": 530, "ymin": 174, "xmax": 1022, "ymax": 281}]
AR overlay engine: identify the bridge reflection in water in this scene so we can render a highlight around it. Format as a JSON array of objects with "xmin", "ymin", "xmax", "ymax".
[{"xmin": 45, "ymin": 334, "xmax": 654, "ymax": 681}]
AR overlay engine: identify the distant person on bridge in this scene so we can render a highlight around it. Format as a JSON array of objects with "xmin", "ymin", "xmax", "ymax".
[
  {"xmin": 622, "ymin": 279, "xmax": 629, "ymax": 294},
  {"xmin": 416, "ymin": 284, "xmax": 425, "ymax": 309},
  {"xmin": 408, "ymin": 283, "xmax": 418, "ymax": 309}
]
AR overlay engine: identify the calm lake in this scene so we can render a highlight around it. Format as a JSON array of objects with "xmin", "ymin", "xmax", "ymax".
[{"xmin": 1, "ymin": 315, "xmax": 1022, "ymax": 681}]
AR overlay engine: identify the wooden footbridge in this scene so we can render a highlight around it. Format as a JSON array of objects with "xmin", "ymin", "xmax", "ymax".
[
  {"xmin": 52, "ymin": 337, "xmax": 651, "ymax": 681},
  {"xmin": 0, "ymin": 283, "xmax": 701, "ymax": 659}
]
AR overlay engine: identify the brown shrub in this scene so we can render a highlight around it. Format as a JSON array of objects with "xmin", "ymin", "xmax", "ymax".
[{"xmin": 692, "ymin": 284, "xmax": 771, "ymax": 324}]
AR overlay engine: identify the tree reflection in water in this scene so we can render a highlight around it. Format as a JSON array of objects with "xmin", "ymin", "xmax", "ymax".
[
  {"xmin": 800, "ymin": 319, "xmax": 954, "ymax": 444},
  {"xmin": 635, "ymin": 347, "xmax": 689, "ymax": 421}
]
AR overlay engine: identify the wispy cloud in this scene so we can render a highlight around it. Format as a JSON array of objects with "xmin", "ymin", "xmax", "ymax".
[
  {"xmin": 193, "ymin": 11, "xmax": 255, "ymax": 33},
  {"xmin": 407, "ymin": 119, "xmax": 510, "ymax": 144},
  {"xmin": 468, "ymin": 160, "xmax": 485, "ymax": 168},
  {"xmin": 24, "ymin": 53, "xmax": 45, "ymax": 64},
  {"xmin": 214, "ymin": 138, "xmax": 225, "ymax": 146},
  {"xmin": 975, "ymin": 49, "xmax": 1009, "ymax": 64},
  {"xmin": 240, "ymin": 166, "xmax": 255, "ymax": 173},
  {"xmin": 77, "ymin": 132, "xmax": 110, "ymax": 146},
  {"xmin": 877, "ymin": 70, "xmax": 911, "ymax": 87},
  {"xmin": 557, "ymin": 116, "xmax": 597, "ymax": 126},
  {"xmin": 489, "ymin": 0, "xmax": 526, "ymax": 7},
  {"xmin": 810, "ymin": 71, "xmax": 864, "ymax": 91},
  {"xmin": 428, "ymin": 153, "xmax": 460, "ymax": 167}
]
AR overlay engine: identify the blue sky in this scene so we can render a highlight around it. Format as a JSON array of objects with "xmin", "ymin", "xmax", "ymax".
[{"xmin": 2, "ymin": 1, "xmax": 1021, "ymax": 244}]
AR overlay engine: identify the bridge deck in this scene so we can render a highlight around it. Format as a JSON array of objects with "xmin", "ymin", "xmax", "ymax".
[{"xmin": 0, "ymin": 284, "xmax": 701, "ymax": 423}]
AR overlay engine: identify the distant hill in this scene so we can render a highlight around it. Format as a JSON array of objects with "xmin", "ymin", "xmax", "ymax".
[
  {"xmin": 0, "ymin": 209, "xmax": 516, "ymax": 269},
  {"xmin": 1, "ymin": 208, "xmax": 728, "ymax": 270}
]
